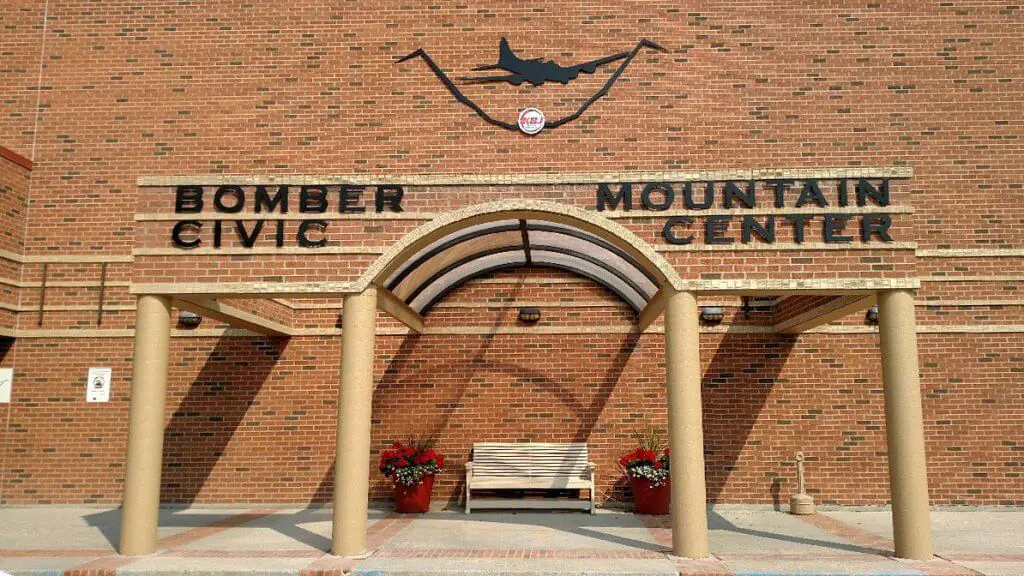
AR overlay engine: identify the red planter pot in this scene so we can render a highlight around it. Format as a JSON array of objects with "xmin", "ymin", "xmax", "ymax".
[
  {"xmin": 629, "ymin": 476, "xmax": 670, "ymax": 515},
  {"xmin": 394, "ymin": 474, "xmax": 435, "ymax": 513}
]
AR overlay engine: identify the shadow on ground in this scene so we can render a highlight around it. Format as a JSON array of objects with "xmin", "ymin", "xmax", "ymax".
[{"xmin": 83, "ymin": 506, "xmax": 889, "ymax": 556}]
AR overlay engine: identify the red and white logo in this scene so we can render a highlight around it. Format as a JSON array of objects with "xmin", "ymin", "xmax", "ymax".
[{"xmin": 517, "ymin": 108, "xmax": 545, "ymax": 135}]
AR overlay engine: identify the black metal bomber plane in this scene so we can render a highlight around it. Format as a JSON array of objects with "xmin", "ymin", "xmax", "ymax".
[
  {"xmin": 396, "ymin": 37, "xmax": 668, "ymax": 132},
  {"xmin": 459, "ymin": 37, "xmax": 652, "ymax": 86}
]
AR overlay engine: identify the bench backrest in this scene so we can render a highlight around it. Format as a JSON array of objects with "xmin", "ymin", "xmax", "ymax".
[{"xmin": 471, "ymin": 442, "xmax": 590, "ymax": 479}]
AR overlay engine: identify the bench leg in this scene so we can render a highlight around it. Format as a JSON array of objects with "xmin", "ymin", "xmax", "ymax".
[{"xmin": 465, "ymin": 485, "xmax": 471, "ymax": 514}]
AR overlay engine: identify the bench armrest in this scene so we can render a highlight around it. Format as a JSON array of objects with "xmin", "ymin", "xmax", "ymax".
[
  {"xmin": 587, "ymin": 461, "xmax": 597, "ymax": 472},
  {"xmin": 465, "ymin": 462, "xmax": 474, "ymax": 470}
]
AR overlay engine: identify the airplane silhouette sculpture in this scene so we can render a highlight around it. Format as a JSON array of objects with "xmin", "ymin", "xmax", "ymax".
[
  {"xmin": 396, "ymin": 37, "xmax": 667, "ymax": 132},
  {"xmin": 460, "ymin": 37, "xmax": 642, "ymax": 86}
]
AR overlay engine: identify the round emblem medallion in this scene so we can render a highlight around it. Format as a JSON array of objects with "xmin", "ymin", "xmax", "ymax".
[{"xmin": 517, "ymin": 108, "xmax": 545, "ymax": 135}]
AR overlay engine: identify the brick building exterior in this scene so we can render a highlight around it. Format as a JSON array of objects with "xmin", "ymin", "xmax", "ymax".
[{"xmin": 0, "ymin": 0, "xmax": 1021, "ymax": 522}]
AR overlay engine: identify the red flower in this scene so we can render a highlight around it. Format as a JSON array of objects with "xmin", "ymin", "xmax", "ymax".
[
  {"xmin": 396, "ymin": 458, "xmax": 408, "ymax": 467},
  {"xmin": 392, "ymin": 441, "xmax": 402, "ymax": 449},
  {"xmin": 436, "ymin": 454, "xmax": 444, "ymax": 467}
]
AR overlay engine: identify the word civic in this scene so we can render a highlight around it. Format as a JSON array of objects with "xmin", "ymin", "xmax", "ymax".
[
  {"xmin": 171, "ymin": 184, "xmax": 404, "ymax": 249},
  {"xmin": 595, "ymin": 179, "xmax": 895, "ymax": 245}
]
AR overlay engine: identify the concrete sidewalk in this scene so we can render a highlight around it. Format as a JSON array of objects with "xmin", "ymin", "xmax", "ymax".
[{"xmin": 0, "ymin": 505, "xmax": 1021, "ymax": 576}]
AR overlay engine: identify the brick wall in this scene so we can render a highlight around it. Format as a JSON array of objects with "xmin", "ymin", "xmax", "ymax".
[
  {"xmin": 0, "ymin": 2, "xmax": 1022, "ymax": 507},
  {"xmin": 0, "ymin": 154, "xmax": 30, "ymax": 331},
  {"xmin": 1, "ymin": 271, "xmax": 1020, "ymax": 506}
]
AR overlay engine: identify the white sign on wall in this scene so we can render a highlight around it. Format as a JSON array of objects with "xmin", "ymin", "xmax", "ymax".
[
  {"xmin": 86, "ymin": 367, "xmax": 112, "ymax": 403},
  {"xmin": 0, "ymin": 368, "xmax": 11, "ymax": 403}
]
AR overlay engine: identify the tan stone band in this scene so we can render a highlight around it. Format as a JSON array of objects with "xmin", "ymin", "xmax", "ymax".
[{"xmin": 137, "ymin": 166, "xmax": 913, "ymax": 187}]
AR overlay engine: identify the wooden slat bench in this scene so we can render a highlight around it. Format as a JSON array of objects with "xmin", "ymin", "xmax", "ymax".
[{"xmin": 464, "ymin": 442, "xmax": 596, "ymax": 513}]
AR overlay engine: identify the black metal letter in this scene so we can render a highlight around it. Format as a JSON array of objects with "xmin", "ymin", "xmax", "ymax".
[
  {"xmin": 861, "ymin": 214, "xmax": 893, "ymax": 242},
  {"xmin": 298, "ymin": 220, "xmax": 328, "ymax": 248},
  {"xmin": 724, "ymin": 180, "xmax": 756, "ymax": 209},
  {"xmin": 339, "ymin": 185, "xmax": 366, "ymax": 213},
  {"xmin": 785, "ymin": 214, "xmax": 814, "ymax": 244},
  {"xmin": 741, "ymin": 215, "xmax": 776, "ymax": 243},
  {"xmin": 641, "ymin": 183, "xmax": 674, "ymax": 211},
  {"xmin": 837, "ymin": 180, "xmax": 849, "ymax": 207},
  {"xmin": 769, "ymin": 179, "xmax": 794, "ymax": 208},
  {"xmin": 857, "ymin": 179, "xmax": 890, "ymax": 207},
  {"xmin": 171, "ymin": 220, "xmax": 202, "ymax": 248},
  {"xmin": 213, "ymin": 185, "xmax": 245, "ymax": 213},
  {"xmin": 705, "ymin": 215, "xmax": 733, "ymax": 244},
  {"xmin": 175, "ymin": 186, "xmax": 204, "ymax": 213},
  {"xmin": 823, "ymin": 214, "xmax": 853, "ymax": 243},
  {"xmin": 663, "ymin": 216, "xmax": 694, "ymax": 245},
  {"xmin": 375, "ymin": 185, "xmax": 404, "ymax": 212},
  {"xmin": 300, "ymin": 186, "xmax": 328, "ymax": 213},
  {"xmin": 235, "ymin": 221, "xmax": 264, "ymax": 248},
  {"xmin": 683, "ymin": 182, "xmax": 714, "ymax": 210},
  {"xmin": 796, "ymin": 180, "xmax": 828, "ymax": 208},
  {"xmin": 255, "ymin": 185, "xmax": 289, "ymax": 213},
  {"xmin": 597, "ymin": 183, "xmax": 632, "ymax": 211}
]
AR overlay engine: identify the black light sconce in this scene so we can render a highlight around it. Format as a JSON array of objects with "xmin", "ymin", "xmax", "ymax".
[
  {"xmin": 865, "ymin": 306, "xmax": 879, "ymax": 325},
  {"xmin": 700, "ymin": 306, "xmax": 725, "ymax": 325},
  {"xmin": 518, "ymin": 307, "xmax": 542, "ymax": 323},
  {"xmin": 178, "ymin": 310, "xmax": 202, "ymax": 328}
]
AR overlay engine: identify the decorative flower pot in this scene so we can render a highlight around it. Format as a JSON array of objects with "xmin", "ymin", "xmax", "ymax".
[
  {"xmin": 394, "ymin": 474, "xmax": 435, "ymax": 513},
  {"xmin": 629, "ymin": 476, "xmax": 670, "ymax": 515}
]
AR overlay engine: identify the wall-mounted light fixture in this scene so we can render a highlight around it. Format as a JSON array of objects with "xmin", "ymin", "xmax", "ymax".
[
  {"xmin": 700, "ymin": 306, "xmax": 725, "ymax": 325},
  {"xmin": 518, "ymin": 307, "xmax": 542, "ymax": 323},
  {"xmin": 178, "ymin": 310, "xmax": 202, "ymax": 328},
  {"xmin": 865, "ymin": 306, "xmax": 879, "ymax": 325}
]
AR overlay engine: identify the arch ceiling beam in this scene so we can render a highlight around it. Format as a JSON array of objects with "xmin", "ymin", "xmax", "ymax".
[
  {"xmin": 637, "ymin": 287, "xmax": 670, "ymax": 331},
  {"xmin": 174, "ymin": 296, "xmax": 292, "ymax": 337},
  {"xmin": 375, "ymin": 286, "xmax": 424, "ymax": 334}
]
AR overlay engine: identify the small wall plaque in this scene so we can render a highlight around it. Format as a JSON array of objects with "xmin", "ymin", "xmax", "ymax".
[
  {"xmin": 86, "ymin": 367, "xmax": 112, "ymax": 403},
  {"xmin": 0, "ymin": 368, "xmax": 12, "ymax": 403}
]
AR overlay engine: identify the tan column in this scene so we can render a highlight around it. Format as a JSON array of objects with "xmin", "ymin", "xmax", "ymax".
[
  {"xmin": 877, "ymin": 289, "xmax": 933, "ymax": 560},
  {"xmin": 332, "ymin": 287, "xmax": 378, "ymax": 556},
  {"xmin": 664, "ymin": 289, "xmax": 709, "ymax": 558},
  {"xmin": 119, "ymin": 295, "xmax": 172, "ymax": 555}
]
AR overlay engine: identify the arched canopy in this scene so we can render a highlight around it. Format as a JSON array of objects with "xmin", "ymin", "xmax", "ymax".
[{"xmin": 358, "ymin": 200, "xmax": 683, "ymax": 315}]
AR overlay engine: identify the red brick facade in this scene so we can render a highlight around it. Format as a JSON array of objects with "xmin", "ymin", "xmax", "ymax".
[{"xmin": 0, "ymin": 2, "xmax": 1021, "ymax": 508}]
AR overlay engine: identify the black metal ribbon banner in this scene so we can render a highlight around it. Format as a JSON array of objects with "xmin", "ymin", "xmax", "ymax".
[{"xmin": 396, "ymin": 37, "xmax": 668, "ymax": 133}]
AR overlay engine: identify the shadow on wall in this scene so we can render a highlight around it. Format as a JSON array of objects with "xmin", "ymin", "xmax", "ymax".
[
  {"xmin": 364, "ymin": 329, "xmax": 641, "ymax": 504},
  {"xmin": 703, "ymin": 331, "xmax": 796, "ymax": 503},
  {"xmin": 358, "ymin": 270, "xmax": 645, "ymax": 505},
  {"xmin": 161, "ymin": 336, "xmax": 287, "ymax": 504}
]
